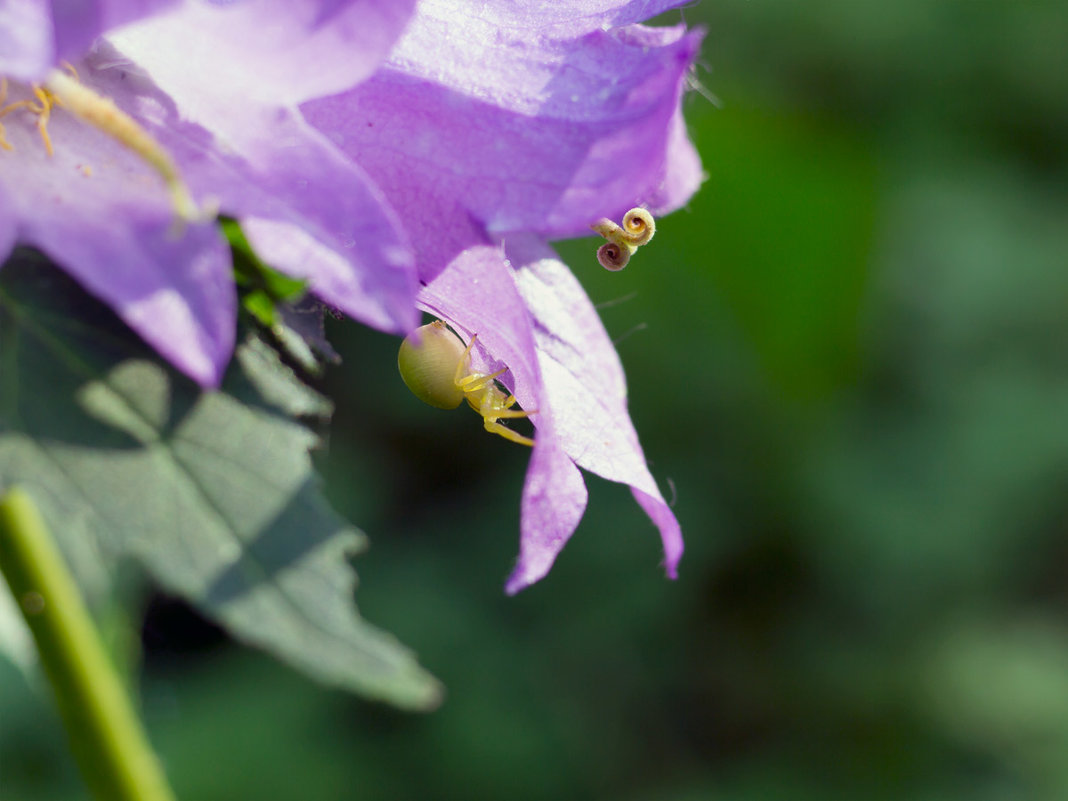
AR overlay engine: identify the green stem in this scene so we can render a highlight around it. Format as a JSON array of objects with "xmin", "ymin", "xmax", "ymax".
[{"xmin": 0, "ymin": 487, "xmax": 177, "ymax": 801}]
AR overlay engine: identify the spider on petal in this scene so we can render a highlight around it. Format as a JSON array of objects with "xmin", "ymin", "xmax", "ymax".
[{"xmin": 398, "ymin": 320, "xmax": 536, "ymax": 447}]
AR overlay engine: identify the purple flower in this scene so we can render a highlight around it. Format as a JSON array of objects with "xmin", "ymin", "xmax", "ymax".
[
  {"xmin": 418, "ymin": 240, "xmax": 685, "ymax": 593},
  {"xmin": 2, "ymin": 0, "xmax": 420, "ymax": 384},
  {"xmin": 302, "ymin": 0, "xmax": 702, "ymax": 274},
  {"xmin": 2, "ymin": 0, "xmax": 701, "ymax": 588},
  {"xmin": 301, "ymin": 1, "xmax": 701, "ymax": 590}
]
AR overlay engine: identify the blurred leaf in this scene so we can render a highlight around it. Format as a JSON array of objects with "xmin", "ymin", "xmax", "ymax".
[
  {"xmin": 798, "ymin": 164, "xmax": 1068, "ymax": 620},
  {"xmin": 0, "ymin": 252, "xmax": 441, "ymax": 710},
  {"xmin": 919, "ymin": 616, "xmax": 1068, "ymax": 790},
  {"xmin": 0, "ymin": 578, "xmax": 34, "ymax": 672},
  {"xmin": 692, "ymin": 97, "xmax": 876, "ymax": 400}
]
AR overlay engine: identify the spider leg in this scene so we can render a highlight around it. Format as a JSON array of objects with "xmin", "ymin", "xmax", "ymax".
[
  {"xmin": 453, "ymin": 333, "xmax": 515, "ymax": 394},
  {"xmin": 450, "ymin": 331, "xmax": 536, "ymax": 446},
  {"xmin": 478, "ymin": 388, "xmax": 537, "ymax": 444},
  {"xmin": 479, "ymin": 385, "xmax": 535, "ymax": 419},
  {"xmin": 457, "ymin": 367, "xmax": 507, "ymax": 393},
  {"xmin": 453, "ymin": 333, "xmax": 478, "ymax": 385},
  {"xmin": 483, "ymin": 419, "xmax": 534, "ymax": 447},
  {"xmin": 488, "ymin": 407, "xmax": 536, "ymax": 419}
]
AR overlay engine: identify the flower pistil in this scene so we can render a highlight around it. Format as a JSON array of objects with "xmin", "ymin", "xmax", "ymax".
[{"xmin": 590, "ymin": 207, "xmax": 656, "ymax": 271}]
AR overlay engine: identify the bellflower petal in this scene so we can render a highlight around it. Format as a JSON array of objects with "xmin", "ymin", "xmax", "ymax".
[
  {"xmin": 415, "ymin": 246, "xmax": 586, "ymax": 593},
  {"xmin": 0, "ymin": 62, "xmax": 233, "ymax": 383},
  {"xmin": 107, "ymin": 0, "xmax": 421, "ymax": 332},
  {"xmin": 0, "ymin": 0, "xmax": 52, "ymax": 79},
  {"xmin": 0, "ymin": 0, "xmax": 175, "ymax": 80},
  {"xmin": 417, "ymin": 242, "xmax": 680, "ymax": 593},
  {"xmin": 306, "ymin": 3, "xmax": 699, "ymax": 589},
  {"xmin": 514, "ymin": 431, "xmax": 589, "ymax": 594},
  {"xmin": 441, "ymin": 1, "xmax": 692, "ymax": 35},
  {"xmin": 30, "ymin": 213, "xmax": 233, "ymax": 387},
  {"xmin": 2, "ymin": 0, "xmax": 421, "ymax": 385},
  {"xmin": 78, "ymin": 44, "xmax": 417, "ymax": 331},
  {"xmin": 301, "ymin": 0, "xmax": 703, "ymax": 275},
  {"xmin": 509, "ymin": 237, "xmax": 683, "ymax": 579},
  {"xmin": 107, "ymin": 0, "xmax": 416, "ymax": 109}
]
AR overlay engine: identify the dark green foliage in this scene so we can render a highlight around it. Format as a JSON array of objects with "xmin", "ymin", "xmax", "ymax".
[{"xmin": 0, "ymin": 254, "xmax": 440, "ymax": 713}]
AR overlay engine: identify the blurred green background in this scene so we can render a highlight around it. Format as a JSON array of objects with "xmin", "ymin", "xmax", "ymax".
[{"xmin": 4, "ymin": 1, "xmax": 1068, "ymax": 798}]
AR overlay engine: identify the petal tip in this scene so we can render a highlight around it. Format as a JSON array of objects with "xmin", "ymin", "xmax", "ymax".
[
  {"xmin": 176, "ymin": 348, "xmax": 229, "ymax": 388},
  {"xmin": 504, "ymin": 565, "xmax": 538, "ymax": 596}
]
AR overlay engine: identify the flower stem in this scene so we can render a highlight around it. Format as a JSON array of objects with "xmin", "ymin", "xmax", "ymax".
[{"xmin": 0, "ymin": 487, "xmax": 177, "ymax": 801}]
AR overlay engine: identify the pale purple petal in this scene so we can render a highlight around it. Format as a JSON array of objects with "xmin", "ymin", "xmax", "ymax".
[
  {"xmin": 189, "ymin": 109, "xmax": 419, "ymax": 332},
  {"xmin": 108, "ymin": 0, "xmax": 416, "ymax": 109},
  {"xmin": 415, "ymin": 241, "xmax": 681, "ymax": 591},
  {"xmin": 415, "ymin": 246, "xmax": 592, "ymax": 592},
  {"xmin": 35, "ymin": 217, "xmax": 234, "ymax": 386},
  {"xmin": 1, "ymin": 63, "xmax": 234, "ymax": 384},
  {"xmin": 219, "ymin": 110, "xmax": 418, "ymax": 331},
  {"xmin": 644, "ymin": 104, "xmax": 704, "ymax": 212},
  {"xmin": 445, "ymin": 1, "xmax": 693, "ymax": 35},
  {"xmin": 508, "ymin": 235, "xmax": 683, "ymax": 579},
  {"xmin": 108, "ymin": 0, "xmax": 423, "ymax": 325},
  {"xmin": 0, "ymin": 0, "xmax": 175, "ymax": 79},
  {"xmin": 81, "ymin": 44, "xmax": 418, "ymax": 333},
  {"xmin": 302, "ymin": 5, "xmax": 704, "ymax": 274},
  {"xmin": 51, "ymin": 0, "xmax": 177, "ymax": 67},
  {"xmin": 0, "ymin": 187, "xmax": 16, "ymax": 257},
  {"xmin": 632, "ymin": 488, "xmax": 682, "ymax": 579},
  {"xmin": 0, "ymin": 0, "xmax": 52, "ymax": 79},
  {"xmin": 510, "ymin": 435, "xmax": 588, "ymax": 594}
]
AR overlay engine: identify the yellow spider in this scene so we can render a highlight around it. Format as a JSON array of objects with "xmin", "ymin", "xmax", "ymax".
[{"xmin": 398, "ymin": 320, "xmax": 535, "ymax": 446}]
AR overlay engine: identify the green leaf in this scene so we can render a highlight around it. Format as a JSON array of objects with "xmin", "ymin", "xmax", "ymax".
[
  {"xmin": 223, "ymin": 217, "xmax": 337, "ymax": 374},
  {"xmin": 0, "ymin": 252, "xmax": 441, "ymax": 710},
  {"xmin": 224, "ymin": 218, "xmax": 308, "ymax": 305},
  {"xmin": 241, "ymin": 289, "xmax": 277, "ymax": 327}
]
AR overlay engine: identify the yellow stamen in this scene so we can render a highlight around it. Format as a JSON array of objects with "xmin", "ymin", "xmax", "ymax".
[
  {"xmin": 0, "ymin": 78, "xmax": 7, "ymax": 147},
  {"xmin": 0, "ymin": 78, "xmax": 59, "ymax": 156},
  {"xmin": 32, "ymin": 86, "xmax": 55, "ymax": 156},
  {"xmin": 0, "ymin": 78, "xmax": 25, "ymax": 150}
]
